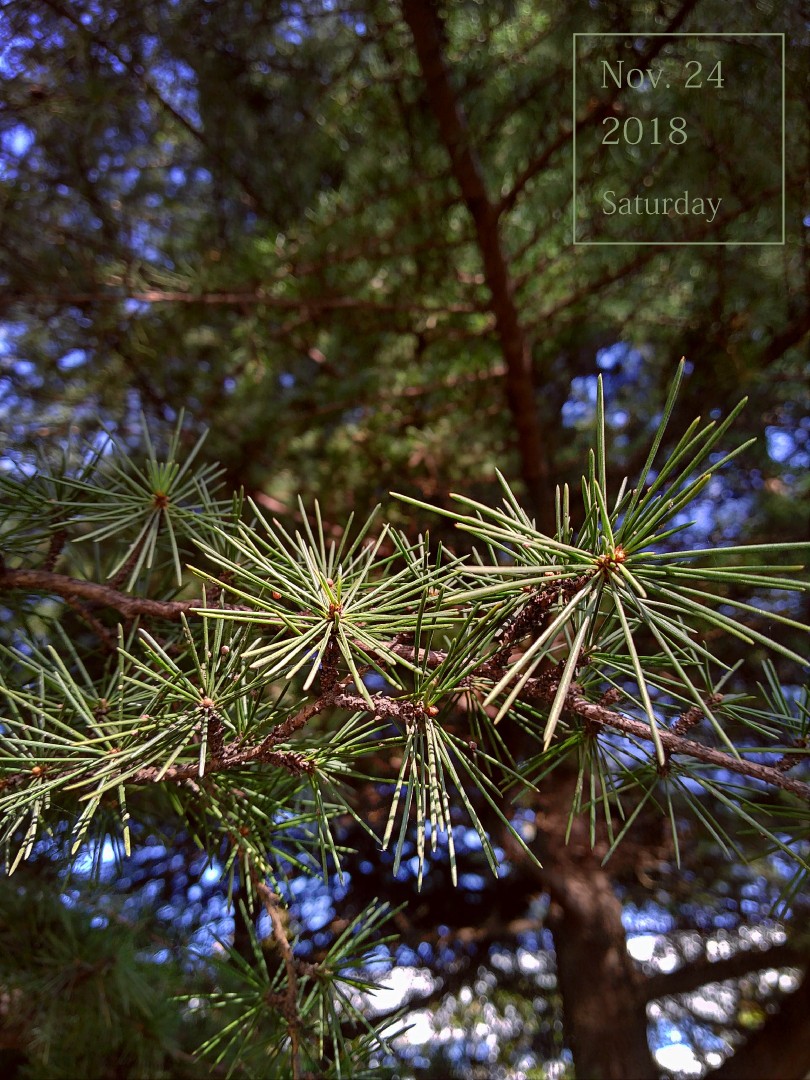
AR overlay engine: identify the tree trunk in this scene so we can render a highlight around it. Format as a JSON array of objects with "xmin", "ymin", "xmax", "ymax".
[
  {"xmin": 544, "ymin": 884, "xmax": 655, "ymax": 1078},
  {"xmin": 531, "ymin": 775, "xmax": 658, "ymax": 1079}
]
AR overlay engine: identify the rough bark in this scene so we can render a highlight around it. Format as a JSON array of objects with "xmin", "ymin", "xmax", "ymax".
[
  {"xmin": 401, "ymin": 0, "xmax": 554, "ymax": 530},
  {"xmin": 545, "ymin": 891, "xmax": 655, "ymax": 1079},
  {"xmin": 525, "ymin": 772, "xmax": 658, "ymax": 1079}
]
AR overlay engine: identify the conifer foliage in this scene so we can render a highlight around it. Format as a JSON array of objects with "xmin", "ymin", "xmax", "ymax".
[{"xmin": 1, "ymin": 365, "xmax": 807, "ymax": 1077}]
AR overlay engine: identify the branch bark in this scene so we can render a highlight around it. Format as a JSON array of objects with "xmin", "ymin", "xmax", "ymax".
[
  {"xmin": 566, "ymin": 691, "xmax": 810, "ymax": 802},
  {"xmin": 0, "ymin": 567, "xmax": 201, "ymax": 622},
  {"xmin": 388, "ymin": 645, "xmax": 810, "ymax": 802},
  {"xmin": 257, "ymin": 883, "xmax": 302, "ymax": 1080}
]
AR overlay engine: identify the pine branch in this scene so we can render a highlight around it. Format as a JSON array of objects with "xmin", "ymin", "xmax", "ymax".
[
  {"xmin": 257, "ymin": 883, "xmax": 302, "ymax": 1080},
  {"xmin": 385, "ymin": 645, "xmax": 810, "ymax": 802},
  {"xmin": 565, "ymin": 690, "xmax": 810, "ymax": 802},
  {"xmin": 2, "ymin": 579, "xmax": 807, "ymax": 801},
  {"xmin": 0, "ymin": 566, "xmax": 200, "ymax": 622},
  {"xmin": 126, "ymin": 696, "xmax": 332, "ymax": 785}
]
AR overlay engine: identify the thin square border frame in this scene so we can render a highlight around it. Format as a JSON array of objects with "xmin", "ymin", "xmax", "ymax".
[{"xmin": 571, "ymin": 33, "xmax": 786, "ymax": 246}]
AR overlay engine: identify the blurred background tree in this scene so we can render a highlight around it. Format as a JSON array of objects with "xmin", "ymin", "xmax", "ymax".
[{"xmin": 0, "ymin": 0, "xmax": 808, "ymax": 1076}]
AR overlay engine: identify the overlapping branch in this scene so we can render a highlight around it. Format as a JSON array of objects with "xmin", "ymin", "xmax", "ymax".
[{"xmin": 2, "ymin": 565, "xmax": 807, "ymax": 801}]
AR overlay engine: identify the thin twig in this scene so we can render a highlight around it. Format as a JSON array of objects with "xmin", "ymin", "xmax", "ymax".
[
  {"xmin": 61, "ymin": 595, "xmax": 118, "ymax": 653},
  {"xmin": 566, "ymin": 691, "xmax": 810, "ymax": 802},
  {"xmin": 379, "ymin": 645, "xmax": 810, "ymax": 801},
  {"xmin": 0, "ymin": 289, "xmax": 477, "ymax": 314},
  {"xmin": 257, "ymin": 883, "xmax": 301, "ymax": 1080}
]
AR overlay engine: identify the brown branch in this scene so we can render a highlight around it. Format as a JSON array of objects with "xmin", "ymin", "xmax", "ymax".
[
  {"xmin": 640, "ymin": 942, "xmax": 808, "ymax": 1004},
  {"xmin": 566, "ymin": 692, "xmax": 810, "ymax": 802},
  {"xmin": 43, "ymin": 527, "xmax": 67, "ymax": 572},
  {"xmin": 125, "ymin": 698, "xmax": 331, "ymax": 786},
  {"xmin": 0, "ymin": 567, "xmax": 201, "ymax": 622},
  {"xmin": 0, "ymin": 694, "xmax": 333, "ymax": 795},
  {"xmin": 257, "ymin": 883, "xmax": 302, "ymax": 1080},
  {"xmin": 0, "ymin": 289, "xmax": 477, "ymax": 314},
  {"xmin": 61, "ymin": 595, "xmax": 118, "ymax": 653},
  {"xmin": 401, "ymin": 0, "xmax": 553, "ymax": 528},
  {"xmin": 3, "ymin": 568, "xmax": 807, "ymax": 801},
  {"xmin": 384, "ymin": 644, "xmax": 810, "ymax": 801}
]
